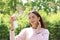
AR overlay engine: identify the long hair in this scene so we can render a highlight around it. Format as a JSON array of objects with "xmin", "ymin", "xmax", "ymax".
[{"xmin": 28, "ymin": 11, "xmax": 46, "ymax": 28}]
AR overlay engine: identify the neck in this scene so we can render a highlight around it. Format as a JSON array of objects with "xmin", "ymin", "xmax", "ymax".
[
  {"xmin": 32, "ymin": 25, "xmax": 41, "ymax": 30},
  {"xmin": 32, "ymin": 26, "xmax": 41, "ymax": 34},
  {"xmin": 32, "ymin": 25, "xmax": 38, "ymax": 29}
]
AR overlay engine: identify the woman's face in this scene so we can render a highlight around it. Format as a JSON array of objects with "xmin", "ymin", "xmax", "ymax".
[{"xmin": 29, "ymin": 13, "xmax": 40, "ymax": 29}]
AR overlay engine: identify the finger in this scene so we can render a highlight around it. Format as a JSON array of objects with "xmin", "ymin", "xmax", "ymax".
[{"xmin": 38, "ymin": 22, "xmax": 41, "ymax": 27}]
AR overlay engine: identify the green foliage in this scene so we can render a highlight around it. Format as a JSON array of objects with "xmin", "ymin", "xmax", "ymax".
[
  {"xmin": 0, "ymin": 0, "xmax": 60, "ymax": 14},
  {"xmin": 0, "ymin": 22, "xmax": 9, "ymax": 40}
]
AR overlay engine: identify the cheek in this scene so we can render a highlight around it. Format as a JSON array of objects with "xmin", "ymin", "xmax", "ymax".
[
  {"xmin": 29, "ymin": 20, "xmax": 31, "ymax": 23},
  {"xmin": 34, "ymin": 18, "xmax": 39, "ymax": 22},
  {"xmin": 29, "ymin": 19, "xmax": 32, "ymax": 23},
  {"xmin": 29, "ymin": 18, "xmax": 38, "ymax": 23}
]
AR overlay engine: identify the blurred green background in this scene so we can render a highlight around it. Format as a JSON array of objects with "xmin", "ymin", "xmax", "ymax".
[{"xmin": 0, "ymin": 0, "xmax": 60, "ymax": 40}]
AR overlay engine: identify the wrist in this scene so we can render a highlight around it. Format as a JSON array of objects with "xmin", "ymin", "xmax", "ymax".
[
  {"xmin": 10, "ymin": 29, "xmax": 14, "ymax": 31},
  {"xmin": 10, "ymin": 27, "xmax": 14, "ymax": 31}
]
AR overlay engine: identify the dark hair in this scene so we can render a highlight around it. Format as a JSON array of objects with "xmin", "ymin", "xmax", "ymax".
[{"xmin": 28, "ymin": 11, "xmax": 46, "ymax": 28}]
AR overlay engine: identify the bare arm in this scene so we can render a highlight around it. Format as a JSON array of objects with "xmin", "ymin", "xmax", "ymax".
[
  {"xmin": 10, "ymin": 14, "xmax": 26, "ymax": 40},
  {"xmin": 10, "ymin": 30, "xmax": 15, "ymax": 40}
]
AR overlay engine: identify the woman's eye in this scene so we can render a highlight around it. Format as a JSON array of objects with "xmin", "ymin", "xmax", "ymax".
[
  {"xmin": 29, "ymin": 16, "xmax": 35, "ymax": 19},
  {"xmin": 29, "ymin": 17, "xmax": 31, "ymax": 19},
  {"xmin": 32, "ymin": 16, "xmax": 35, "ymax": 18}
]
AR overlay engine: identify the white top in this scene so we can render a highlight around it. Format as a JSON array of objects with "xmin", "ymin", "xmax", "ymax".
[{"xmin": 10, "ymin": 27, "xmax": 49, "ymax": 40}]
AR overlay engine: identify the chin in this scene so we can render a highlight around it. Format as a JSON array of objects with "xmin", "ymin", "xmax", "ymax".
[{"xmin": 32, "ymin": 26, "xmax": 37, "ymax": 29}]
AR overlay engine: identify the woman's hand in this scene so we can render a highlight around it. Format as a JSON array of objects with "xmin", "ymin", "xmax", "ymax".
[
  {"xmin": 36, "ymin": 22, "xmax": 41, "ymax": 32},
  {"xmin": 10, "ymin": 14, "xmax": 16, "ymax": 30},
  {"xmin": 37, "ymin": 22, "xmax": 41, "ymax": 29}
]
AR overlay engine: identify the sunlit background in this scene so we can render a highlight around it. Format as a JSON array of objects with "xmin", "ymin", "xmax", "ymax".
[{"xmin": 0, "ymin": 0, "xmax": 60, "ymax": 40}]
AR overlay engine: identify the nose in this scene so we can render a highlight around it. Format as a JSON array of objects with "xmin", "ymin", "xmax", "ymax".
[{"xmin": 30, "ymin": 19, "xmax": 34, "ymax": 23}]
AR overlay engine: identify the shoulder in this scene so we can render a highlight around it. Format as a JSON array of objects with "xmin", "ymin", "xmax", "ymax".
[
  {"xmin": 21, "ymin": 27, "xmax": 31, "ymax": 32},
  {"xmin": 21, "ymin": 27, "xmax": 33, "ymax": 34},
  {"xmin": 22, "ymin": 27, "xmax": 32, "ymax": 30},
  {"xmin": 42, "ymin": 28, "xmax": 49, "ymax": 34},
  {"xmin": 18, "ymin": 28, "xmax": 28, "ymax": 35}
]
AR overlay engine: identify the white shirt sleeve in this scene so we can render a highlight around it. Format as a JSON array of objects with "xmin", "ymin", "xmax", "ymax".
[
  {"xmin": 10, "ymin": 30, "xmax": 15, "ymax": 40},
  {"xmin": 10, "ymin": 29, "xmax": 26, "ymax": 40}
]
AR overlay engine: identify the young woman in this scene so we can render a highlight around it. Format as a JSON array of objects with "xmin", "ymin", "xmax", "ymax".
[{"xmin": 10, "ymin": 11, "xmax": 49, "ymax": 40}]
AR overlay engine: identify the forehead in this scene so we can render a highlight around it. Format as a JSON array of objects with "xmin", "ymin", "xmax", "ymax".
[{"xmin": 29, "ymin": 13, "xmax": 37, "ymax": 17}]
